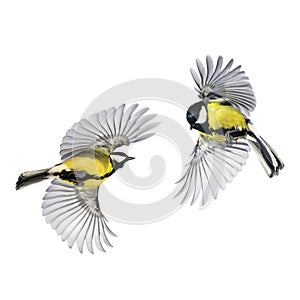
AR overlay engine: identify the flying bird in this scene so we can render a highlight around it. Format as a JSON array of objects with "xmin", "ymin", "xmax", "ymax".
[
  {"xmin": 16, "ymin": 103, "xmax": 159, "ymax": 253},
  {"xmin": 176, "ymin": 56, "xmax": 284, "ymax": 207}
]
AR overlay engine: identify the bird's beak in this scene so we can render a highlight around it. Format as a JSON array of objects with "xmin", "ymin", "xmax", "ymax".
[
  {"xmin": 190, "ymin": 125, "xmax": 193, "ymax": 130},
  {"xmin": 128, "ymin": 156, "xmax": 135, "ymax": 160}
]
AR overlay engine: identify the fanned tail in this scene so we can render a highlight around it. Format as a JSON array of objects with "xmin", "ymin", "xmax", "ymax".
[
  {"xmin": 247, "ymin": 124, "xmax": 284, "ymax": 177},
  {"xmin": 16, "ymin": 168, "xmax": 51, "ymax": 190}
]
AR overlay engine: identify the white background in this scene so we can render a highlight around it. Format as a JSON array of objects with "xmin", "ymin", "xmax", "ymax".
[{"xmin": 0, "ymin": 1, "xmax": 299, "ymax": 299}]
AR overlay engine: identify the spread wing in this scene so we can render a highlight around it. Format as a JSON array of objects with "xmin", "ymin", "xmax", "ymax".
[
  {"xmin": 175, "ymin": 138, "xmax": 250, "ymax": 208},
  {"xmin": 190, "ymin": 55, "xmax": 256, "ymax": 116},
  {"xmin": 42, "ymin": 179, "xmax": 116, "ymax": 253},
  {"xmin": 60, "ymin": 103, "xmax": 160, "ymax": 160}
]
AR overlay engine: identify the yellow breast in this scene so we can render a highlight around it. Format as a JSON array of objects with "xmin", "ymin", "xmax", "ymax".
[{"xmin": 207, "ymin": 102, "xmax": 248, "ymax": 130}]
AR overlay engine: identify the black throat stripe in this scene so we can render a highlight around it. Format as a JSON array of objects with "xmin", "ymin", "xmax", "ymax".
[{"xmin": 54, "ymin": 168, "xmax": 116, "ymax": 185}]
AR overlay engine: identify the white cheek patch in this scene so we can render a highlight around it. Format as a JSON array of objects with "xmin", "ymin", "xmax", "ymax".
[{"xmin": 198, "ymin": 106, "xmax": 207, "ymax": 124}]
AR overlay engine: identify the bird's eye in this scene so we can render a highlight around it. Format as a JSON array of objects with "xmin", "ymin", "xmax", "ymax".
[{"xmin": 186, "ymin": 111, "xmax": 197, "ymax": 125}]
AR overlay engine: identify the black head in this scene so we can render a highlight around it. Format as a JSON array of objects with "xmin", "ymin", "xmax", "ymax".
[
  {"xmin": 186, "ymin": 102, "xmax": 207, "ymax": 130},
  {"xmin": 110, "ymin": 152, "xmax": 135, "ymax": 170}
]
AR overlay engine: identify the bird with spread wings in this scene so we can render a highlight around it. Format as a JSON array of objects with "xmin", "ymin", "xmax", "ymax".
[
  {"xmin": 16, "ymin": 103, "xmax": 159, "ymax": 253},
  {"xmin": 175, "ymin": 56, "xmax": 284, "ymax": 208}
]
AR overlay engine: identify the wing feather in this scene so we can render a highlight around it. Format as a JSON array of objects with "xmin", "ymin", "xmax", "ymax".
[
  {"xmin": 191, "ymin": 56, "xmax": 256, "ymax": 116},
  {"xmin": 176, "ymin": 138, "xmax": 250, "ymax": 208},
  {"xmin": 42, "ymin": 179, "xmax": 116, "ymax": 253},
  {"xmin": 205, "ymin": 55, "xmax": 214, "ymax": 84},
  {"xmin": 60, "ymin": 103, "xmax": 158, "ymax": 160}
]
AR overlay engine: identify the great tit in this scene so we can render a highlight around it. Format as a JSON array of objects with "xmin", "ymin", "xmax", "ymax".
[
  {"xmin": 176, "ymin": 56, "xmax": 284, "ymax": 207},
  {"xmin": 16, "ymin": 103, "xmax": 159, "ymax": 253}
]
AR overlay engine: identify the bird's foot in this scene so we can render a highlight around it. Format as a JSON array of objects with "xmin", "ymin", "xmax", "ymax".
[{"xmin": 225, "ymin": 130, "xmax": 240, "ymax": 146}]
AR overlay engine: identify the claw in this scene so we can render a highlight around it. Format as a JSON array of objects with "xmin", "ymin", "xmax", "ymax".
[
  {"xmin": 225, "ymin": 129, "xmax": 243, "ymax": 146},
  {"xmin": 225, "ymin": 131, "xmax": 233, "ymax": 146}
]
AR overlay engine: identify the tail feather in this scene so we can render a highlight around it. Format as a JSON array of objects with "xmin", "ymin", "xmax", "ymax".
[
  {"xmin": 247, "ymin": 124, "xmax": 284, "ymax": 177},
  {"xmin": 16, "ymin": 168, "xmax": 50, "ymax": 190}
]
